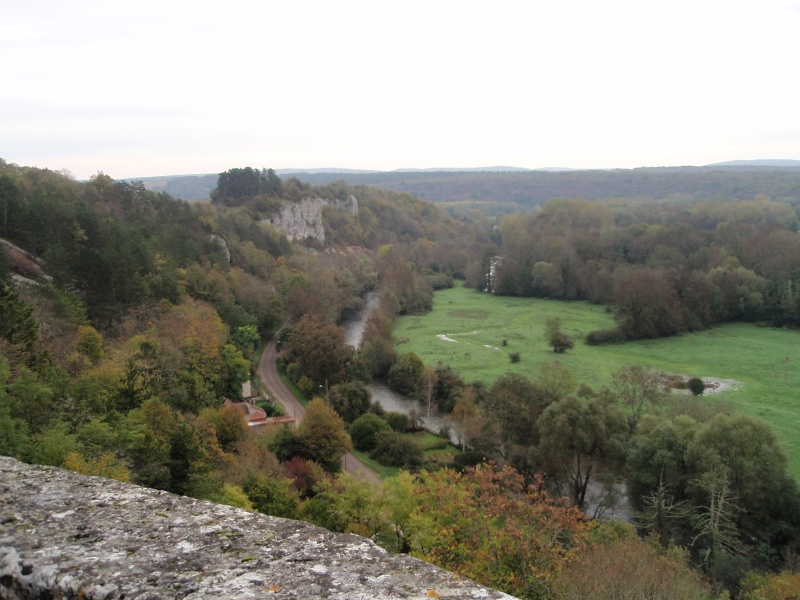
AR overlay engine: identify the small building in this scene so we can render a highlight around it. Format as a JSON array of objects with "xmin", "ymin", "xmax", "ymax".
[
  {"xmin": 223, "ymin": 382, "xmax": 295, "ymax": 433},
  {"xmin": 223, "ymin": 398, "xmax": 269, "ymax": 428}
]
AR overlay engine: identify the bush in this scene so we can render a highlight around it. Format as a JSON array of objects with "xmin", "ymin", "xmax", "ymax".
[
  {"xmin": 387, "ymin": 352, "xmax": 425, "ymax": 395},
  {"xmin": 687, "ymin": 377, "xmax": 705, "ymax": 396},
  {"xmin": 452, "ymin": 451, "xmax": 489, "ymax": 470},
  {"xmin": 509, "ymin": 352, "xmax": 521, "ymax": 363},
  {"xmin": 370, "ymin": 431, "xmax": 424, "ymax": 469},
  {"xmin": 550, "ymin": 331, "xmax": 574, "ymax": 353},
  {"xmin": 329, "ymin": 380, "xmax": 371, "ymax": 424},
  {"xmin": 256, "ymin": 400, "xmax": 284, "ymax": 417},
  {"xmin": 285, "ymin": 361, "xmax": 302, "ymax": 382},
  {"xmin": 385, "ymin": 411, "xmax": 410, "ymax": 432},
  {"xmin": 297, "ymin": 376, "xmax": 315, "ymax": 398},
  {"xmin": 585, "ymin": 328, "xmax": 626, "ymax": 345},
  {"xmin": 428, "ymin": 272, "xmax": 454, "ymax": 290},
  {"xmin": 349, "ymin": 413, "xmax": 391, "ymax": 452}
]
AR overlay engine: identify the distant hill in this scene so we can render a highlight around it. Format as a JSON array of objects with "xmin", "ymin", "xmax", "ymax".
[
  {"xmin": 392, "ymin": 166, "xmax": 532, "ymax": 173},
  {"xmin": 276, "ymin": 168, "xmax": 383, "ymax": 175},
  {"xmin": 708, "ymin": 159, "xmax": 800, "ymax": 167},
  {"xmin": 132, "ymin": 173, "xmax": 217, "ymax": 201},
  {"xmin": 283, "ymin": 166, "xmax": 800, "ymax": 210},
  {"xmin": 130, "ymin": 162, "xmax": 800, "ymax": 207}
]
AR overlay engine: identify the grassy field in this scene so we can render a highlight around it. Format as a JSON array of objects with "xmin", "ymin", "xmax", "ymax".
[{"xmin": 394, "ymin": 282, "xmax": 800, "ymax": 479}]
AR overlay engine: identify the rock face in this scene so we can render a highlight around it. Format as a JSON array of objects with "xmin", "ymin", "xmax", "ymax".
[
  {"xmin": 267, "ymin": 195, "xmax": 358, "ymax": 243},
  {"xmin": 209, "ymin": 234, "xmax": 231, "ymax": 263},
  {"xmin": 0, "ymin": 456, "xmax": 515, "ymax": 600}
]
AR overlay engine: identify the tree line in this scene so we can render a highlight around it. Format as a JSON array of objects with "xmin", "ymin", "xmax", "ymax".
[{"xmin": 462, "ymin": 196, "xmax": 800, "ymax": 341}]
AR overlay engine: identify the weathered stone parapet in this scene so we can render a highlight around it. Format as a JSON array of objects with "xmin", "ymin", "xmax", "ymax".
[{"xmin": 0, "ymin": 457, "xmax": 515, "ymax": 599}]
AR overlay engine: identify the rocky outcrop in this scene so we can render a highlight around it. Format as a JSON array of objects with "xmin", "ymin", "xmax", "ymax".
[
  {"xmin": 0, "ymin": 237, "xmax": 51, "ymax": 282},
  {"xmin": 267, "ymin": 195, "xmax": 358, "ymax": 243},
  {"xmin": 209, "ymin": 234, "xmax": 231, "ymax": 263},
  {"xmin": 0, "ymin": 456, "xmax": 515, "ymax": 599}
]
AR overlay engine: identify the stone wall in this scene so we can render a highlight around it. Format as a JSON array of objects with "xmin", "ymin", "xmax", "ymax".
[{"xmin": 0, "ymin": 456, "xmax": 515, "ymax": 599}]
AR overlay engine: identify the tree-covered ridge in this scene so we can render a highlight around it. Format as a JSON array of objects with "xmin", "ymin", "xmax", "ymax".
[
  {"xmin": 284, "ymin": 166, "xmax": 800, "ymax": 210},
  {"xmin": 138, "ymin": 166, "xmax": 800, "ymax": 211}
]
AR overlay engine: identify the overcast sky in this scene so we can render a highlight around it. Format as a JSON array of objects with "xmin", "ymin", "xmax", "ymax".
[{"xmin": 2, "ymin": 0, "xmax": 799, "ymax": 180}]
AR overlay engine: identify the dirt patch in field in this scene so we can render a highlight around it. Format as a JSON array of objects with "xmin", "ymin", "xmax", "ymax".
[
  {"xmin": 699, "ymin": 377, "xmax": 742, "ymax": 394},
  {"xmin": 448, "ymin": 309, "xmax": 490, "ymax": 319},
  {"xmin": 662, "ymin": 373, "xmax": 742, "ymax": 395}
]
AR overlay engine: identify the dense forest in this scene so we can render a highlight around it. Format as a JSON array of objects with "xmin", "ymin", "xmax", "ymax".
[
  {"xmin": 463, "ymin": 196, "xmax": 800, "ymax": 340},
  {"xmin": 2, "ymin": 158, "xmax": 800, "ymax": 598}
]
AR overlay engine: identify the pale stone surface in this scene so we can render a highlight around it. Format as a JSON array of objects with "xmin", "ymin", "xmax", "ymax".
[
  {"xmin": 209, "ymin": 234, "xmax": 231, "ymax": 263},
  {"xmin": 0, "ymin": 456, "xmax": 515, "ymax": 599},
  {"xmin": 267, "ymin": 195, "xmax": 359, "ymax": 242}
]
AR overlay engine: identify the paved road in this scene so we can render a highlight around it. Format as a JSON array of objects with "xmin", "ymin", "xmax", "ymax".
[{"xmin": 258, "ymin": 329, "xmax": 380, "ymax": 484}]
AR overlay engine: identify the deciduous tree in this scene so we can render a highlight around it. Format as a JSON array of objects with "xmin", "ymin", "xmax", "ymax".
[
  {"xmin": 407, "ymin": 465, "xmax": 593, "ymax": 599},
  {"xmin": 536, "ymin": 395, "xmax": 627, "ymax": 510},
  {"xmin": 349, "ymin": 413, "xmax": 391, "ymax": 452},
  {"xmin": 612, "ymin": 365, "xmax": 665, "ymax": 431},
  {"xmin": 296, "ymin": 398, "xmax": 353, "ymax": 472},
  {"xmin": 285, "ymin": 316, "xmax": 352, "ymax": 388},
  {"xmin": 329, "ymin": 380, "xmax": 371, "ymax": 424},
  {"xmin": 449, "ymin": 388, "xmax": 483, "ymax": 451}
]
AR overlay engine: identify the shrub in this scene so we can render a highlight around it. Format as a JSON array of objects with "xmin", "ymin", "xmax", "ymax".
[
  {"xmin": 452, "ymin": 451, "xmax": 489, "ymax": 470},
  {"xmin": 297, "ymin": 376, "xmax": 315, "ymax": 398},
  {"xmin": 257, "ymin": 400, "xmax": 284, "ymax": 417},
  {"xmin": 428, "ymin": 272, "xmax": 454, "ymax": 290},
  {"xmin": 370, "ymin": 431, "xmax": 424, "ymax": 469},
  {"xmin": 550, "ymin": 331, "xmax": 574, "ymax": 353},
  {"xmin": 687, "ymin": 377, "xmax": 705, "ymax": 396},
  {"xmin": 585, "ymin": 328, "xmax": 626, "ymax": 345},
  {"xmin": 509, "ymin": 351, "xmax": 521, "ymax": 363},
  {"xmin": 349, "ymin": 413, "xmax": 391, "ymax": 452},
  {"xmin": 329, "ymin": 380, "xmax": 371, "ymax": 424},
  {"xmin": 385, "ymin": 411, "xmax": 410, "ymax": 432}
]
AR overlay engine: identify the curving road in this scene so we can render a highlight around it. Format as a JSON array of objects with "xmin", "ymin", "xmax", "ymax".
[{"xmin": 258, "ymin": 329, "xmax": 380, "ymax": 484}]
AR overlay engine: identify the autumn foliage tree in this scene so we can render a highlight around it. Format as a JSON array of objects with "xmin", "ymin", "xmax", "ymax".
[
  {"xmin": 283, "ymin": 315, "xmax": 353, "ymax": 388},
  {"xmin": 552, "ymin": 526, "xmax": 714, "ymax": 599},
  {"xmin": 614, "ymin": 270, "xmax": 684, "ymax": 339},
  {"xmin": 406, "ymin": 464, "xmax": 594, "ymax": 599},
  {"xmin": 296, "ymin": 398, "xmax": 353, "ymax": 472}
]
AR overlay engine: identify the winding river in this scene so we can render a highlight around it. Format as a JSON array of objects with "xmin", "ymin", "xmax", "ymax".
[{"xmin": 341, "ymin": 292, "xmax": 454, "ymax": 440}]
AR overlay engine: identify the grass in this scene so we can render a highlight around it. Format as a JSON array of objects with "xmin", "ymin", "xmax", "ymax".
[
  {"xmin": 277, "ymin": 367, "xmax": 309, "ymax": 407},
  {"xmin": 351, "ymin": 449, "xmax": 400, "ymax": 479},
  {"xmin": 394, "ymin": 282, "xmax": 800, "ymax": 479}
]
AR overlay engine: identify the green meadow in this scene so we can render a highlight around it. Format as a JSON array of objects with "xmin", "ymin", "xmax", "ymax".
[{"xmin": 394, "ymin": 282, "xmax": 800, "ymax": 479}]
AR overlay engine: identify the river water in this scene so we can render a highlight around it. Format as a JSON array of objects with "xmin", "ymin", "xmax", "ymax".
[{"xmin": 341, "ymin": 292, "xmax": 454, "ymax": 440}]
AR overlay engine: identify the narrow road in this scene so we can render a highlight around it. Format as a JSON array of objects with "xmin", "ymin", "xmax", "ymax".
[{"xmin": 258, "ymin": 329, "xmax": 380, "ymax": 484}]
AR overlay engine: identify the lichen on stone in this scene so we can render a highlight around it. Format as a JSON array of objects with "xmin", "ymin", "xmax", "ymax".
[{"xmin": 0, "ymin": 456, "xmax": 515, "ymax": 599}]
